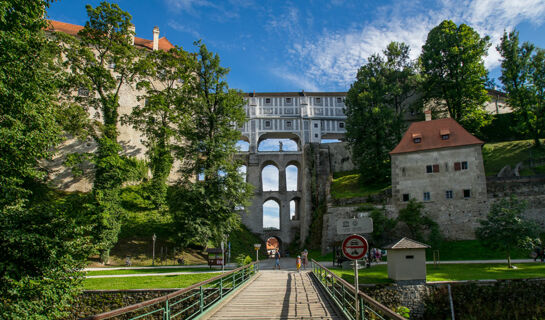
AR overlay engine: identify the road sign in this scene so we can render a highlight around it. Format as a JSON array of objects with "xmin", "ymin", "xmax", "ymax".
[
  {"xmin": 254, "ymin": 243, "xmax": 261, "ymax": 250},
  {"xmin": 336, "ymin": 217, "xmax": 373, "ymax": 235},
  {"xmin": 342, "ymin": 234, "xmax": 369, "ymax": 260}
]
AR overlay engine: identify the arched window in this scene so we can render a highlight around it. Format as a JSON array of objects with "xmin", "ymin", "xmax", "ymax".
[
  {"xmin": 263, "ymin": 199, "xmax": 280, "ymax": 230},
  {"xmin": 238, "ymin": 165, "xmax": 247, "ymax": 182},
  {"xmin": 258, "ymin": 139, "xmax": 298, "ymax": 152},
  {"xmin": 290, "ymin": 199, "xmax": 300, "ymax": 220},
  {"xmin": 286, "ymin": 165, "xmax": 298, "ymax": 191},
  {"xmin": 236, "ymin": 140, "xmax": 249, "ymax": 152},
  {"xmin": 262, "ymin": 165, "xmax": 279, "ymax": 191}
]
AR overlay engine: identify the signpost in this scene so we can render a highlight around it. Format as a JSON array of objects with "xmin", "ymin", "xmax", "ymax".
[
  {"xmin": 152, "ymin": 234, "xmax": 157, "ymax": 266},
  {"xmin": 336, "ymin": 217, "xmax": 373, "ymax": 235},
  {"xmin": 342, "ymin": 234, "xmax": 369, "ymax": 319},
  {"xmin": 254, "ymin": 243, "xmax": 261, "ymax": 263}
]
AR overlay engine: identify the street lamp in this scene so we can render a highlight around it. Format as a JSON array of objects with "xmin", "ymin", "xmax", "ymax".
[
  {"xmin": 254, "ymin": 244, "xmax": 261, "ymax": 263},
  {"xmin": 152, "ymin": 234, "xmax": 157, "ymax": 266}
]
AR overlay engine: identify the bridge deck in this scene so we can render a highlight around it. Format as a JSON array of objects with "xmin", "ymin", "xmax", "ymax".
[{"xmin": 207, "ymin": 270, "xmax": 344, "ymax": 320}]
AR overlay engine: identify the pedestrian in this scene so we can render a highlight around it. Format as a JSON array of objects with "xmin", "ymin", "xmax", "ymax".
[
  {"xmin": 302, "ymin": 249, "xmax": 308, "ymax": 270},
  {"xmin": 375, "ymin": 248, "xmax": 381, "ymax": 262},
  {"xmin": 296, "ymin": 255, "xmax": 302, "ymax": 272},
  {"xmin": 274, "ymin": 250, "xmax": 281, "ymax": 270}
]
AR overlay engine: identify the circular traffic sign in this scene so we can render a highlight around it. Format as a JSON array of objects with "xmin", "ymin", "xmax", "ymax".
[{"xmin": 342, "ymin": 234, "xmax": 369, "ymax": 260}]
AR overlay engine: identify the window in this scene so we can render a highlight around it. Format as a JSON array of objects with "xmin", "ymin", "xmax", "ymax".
[
  {"xmin": 286, "ymin": 121, "xmax": 292, "ymax": 128},
  {"xmin": 265, "ymin": 120, "xmax": 271, "ymax": 128},
  {"xmin": 405, "ymin": 255, "xmax": 414, "ymax": 259},
  {"xmin": 413, "ymin": 137, "xmax": 421, "ymax": 143},
  {"xmin": 441, "ymin": 134, "xmax": 450, "ymax": 140},
  {"xmin": 426, "ymin": 165, "xmax": 433, "ymax": 173},
  {"xmin": 314, "ymin": 123, "xmax": 318, "ymax": 128},
  {"xmin": 423, "ymin": 192, "xmax": 430, "ymax": 201},
  {"xmin": 402, "ymin": 194, "xmax": 409, "ymax": 202},
  {"xmin": 314, "ymin": 133, "xmax": 318, "ymax": 138},
  {"xmin": 412, "ymin": 133, "xmax": 422, "ymax": 143},
  {"xmin": 337, "ymin": 97, "xmax": 342, "ymax": 103},
  {"xmin": 454, "ymin": 162, "xmax": 461, "ymax": 171},
  {"xmin": 286, "ymin": 97, "xmax": 292, "ymax": 103},
  {"xmin": 265, "ymin": 98, "xmax": 271, "ymax": 104},
  {"xmin": 78, "ymin": 87, "xmax": 89, "ymax": 97},
  {"xmin": 463, "ymin": 189, "xmax": 471, "ymax": 198},
  {"xmin": 339, "ymin": 122, "xmax": 345, "ymax": 128},
  {"xmin": 461, "ymin": 161, "xmax": 468, "ymax": 170},
  {"xmin": 433, "ymin": 164, "xmax": 440, "ymax": 173},
  {"xmin": 315, "ymin": 97, "xmax": 321, "ymax": 103},
  {"xmin": 446, "ymin": 190, "xmax": 453, "ymax": 199}
]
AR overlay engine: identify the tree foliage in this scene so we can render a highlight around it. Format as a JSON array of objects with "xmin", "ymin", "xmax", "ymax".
[
  {"xmin": 0, "ymin": 1, "xmax": 92, "ymax": 318},
  {"xmin": 477, "ymin": 196, "xmax": 539, "ymax": 268},
  {"xmin": 497, "ymin": 30, "xmax": 545, "ymax": 147},
  {"xmin": 420, "ymin": 20, "xmax": 491, "ymax": 133},
  {"xmin": 59, "ymin": 2, "xmax": 145, "ymax": 262},
  {"xmin": 397, "ymin": 199, "xmax": 441, "ymax": 245},
  {"xmin": 170, "ymin": 42, "xmax": 252, "ymax": 247},
  {"xmin": 124, "ymin": 47, "xmax": 197, "ymax": 208},
  {"xmin": 345, "ymin": 42, "xmax": 417, "ymax": 183}
]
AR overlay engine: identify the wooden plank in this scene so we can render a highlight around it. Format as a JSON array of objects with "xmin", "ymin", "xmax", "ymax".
[{"xmin": 208, "ymin": 271, "xmax": 344, "ymax": 320}]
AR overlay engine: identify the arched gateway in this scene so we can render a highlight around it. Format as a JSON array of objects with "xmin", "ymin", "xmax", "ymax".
[{"xmin": 236, "ymin": 92, "xmax": 347, "ymax": 249}]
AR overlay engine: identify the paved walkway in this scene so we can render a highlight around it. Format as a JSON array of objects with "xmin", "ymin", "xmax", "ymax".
[{"xmin": 206, "ymin": 270, "xmax": 343, "ymax": 320}]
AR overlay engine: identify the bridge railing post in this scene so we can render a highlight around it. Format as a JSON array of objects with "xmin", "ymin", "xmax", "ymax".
[
  {"xmin": 220, "ymin": 277, "xmax": 223, "ymax": 298},
  {"xmin": 199, "ymin": 286, "xmax": 204, "ymax": 314},
  {"xmin": 164, "ymin": 299, "xmax": 169, "ymax": 320}
]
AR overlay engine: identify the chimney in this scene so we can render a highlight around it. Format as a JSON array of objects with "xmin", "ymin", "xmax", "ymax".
[
  {"xmin": 128, "ymin": 24, "xmax": 135, "ymax": 45},
  {"xmin": 152, "ymin": 26, "xmax": 160, "ymax": 51},
  {"xmin": 424, "ymin": 110, "xmax": 432, "ymax": 121}
]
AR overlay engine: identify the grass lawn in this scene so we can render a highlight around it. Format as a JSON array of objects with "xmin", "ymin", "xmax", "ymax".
[
  {"xmin": 330, "ymin": 172, "xmax": 390, "ymax": 200},
  {"xmin": 83, "ymin": 273, "xmax": 221, "ymax": 290},
  {"xmin": 307, "ymin": 249, "xmax": 334, "ymax": 262},
  {"xmin": 482, "ymin": 139, "xmax": 545, "ymax": 176},
  {"xmin": 425, "ymin": 240, "xmax": 530, "ymax": 261},
  {"xmin": 331, "ymin": 263, "xmax": 545, "ymax": 284},
  {"xmin": 86, "ymin": 267, "xmax": 229, "ymax": 276}
]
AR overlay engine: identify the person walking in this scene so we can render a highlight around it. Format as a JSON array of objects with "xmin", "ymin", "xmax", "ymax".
[
  {"xmin": 302, "ymin": 249, "xmax": 308, "ymax": 270},
  {"xmin": 274, "ymin": 250, "xmax": 281, "ymax": 270}
]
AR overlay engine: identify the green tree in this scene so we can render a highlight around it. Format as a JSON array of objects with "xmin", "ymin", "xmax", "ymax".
[
  {"xmin": 345, "ymin": 42, "xmax": 417, "ymax": 183},
  {"xmin": 420, "ymin": 20, "xmax": 491, "ymax": 133},
  {"xmin": 125, "ymin": 47, "xmax": 198, "ymax": 208},
  {"xmin": 170, "ymin": 41, "xmax": 252, "ymax": 246},
  {"xmin": 477, "ymin": 196, "xmax": 539, "ymax": 268},
  {"xmin": 497, "ymin": 30, "xmax": 544, "ymax": 147},
  {"xmin": 397, "ymin": 199, "xmax": 441, "ymax": 244},
  {"xmin": 0, "ymin": 1, "xmax": 92, "ymax": 318},
  {"xmin": 59, "ymin": 2, "xmax": 144, "ymax": 262}
]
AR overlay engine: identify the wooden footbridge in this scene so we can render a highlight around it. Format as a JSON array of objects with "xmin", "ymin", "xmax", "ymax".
[{"xmin": 83, "ymin": 260, "xmax": 404, "ymax": 320}]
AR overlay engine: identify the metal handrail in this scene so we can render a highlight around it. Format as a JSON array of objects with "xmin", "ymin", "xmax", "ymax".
[
  {"xmin": 311, "ymin": 259, "xmax": 405, "ymax": 320},
  {"xmin": 82, "ymin": 262, "xmax": 259, "ymax": 320}
]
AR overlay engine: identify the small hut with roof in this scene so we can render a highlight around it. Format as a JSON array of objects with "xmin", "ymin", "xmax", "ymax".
[{"xmin": 384, "ymin": 237, "xmax": 430, "ymax": 281}]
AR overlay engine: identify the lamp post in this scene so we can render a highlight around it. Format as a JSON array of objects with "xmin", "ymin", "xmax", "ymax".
[
  {"xmin": 152, "ymin": 234, "xmax": 157, "ymax": 266},
  {"xmin": 254, "ymin": 244, "xmax": 261, "ymax": 263}
]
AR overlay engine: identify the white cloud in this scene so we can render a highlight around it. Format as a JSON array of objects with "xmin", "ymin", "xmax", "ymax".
[
  {"xmin": 166, "ymin": 0, "xmax": 217, "ymax": 14},
  {"xmin": 168, "ymin": 20, "xmax": 201, "ymax": 38},
  {"xmin": 263, "ymin": 200, "xmax": 279, "ymax": 229},
  {"xmin": 282, "ymin": 0, "xmax": 545, "ymax": 89},
  {"xmin": 286, "ymin": 165, "xmax": 298, "ymax": 191}
]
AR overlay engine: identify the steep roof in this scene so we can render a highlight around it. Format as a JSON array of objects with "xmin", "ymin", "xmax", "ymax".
[
  {"xmin": 390, "ymin": 118, "xmax": 483, "ymax": 155},
  {"xmin": 383, "ymin": 237, "xmax": 430, "ymax": 249},
  {"xmin": 46, "ymin": 20, "xmax": 174, "ymax": 51}
]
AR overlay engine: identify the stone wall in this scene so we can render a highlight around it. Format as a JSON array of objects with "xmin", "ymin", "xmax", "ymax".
[
  {"xmin": 362, "ymin": 278, "xmax": 545, "ymax": 319},
  {"xmin": 70, "ymin": 289, "xmax": 176, "ymax": 319},
  {"xmin": 322, "ymin": 141, "xmax": 356, "ymax": 173}
]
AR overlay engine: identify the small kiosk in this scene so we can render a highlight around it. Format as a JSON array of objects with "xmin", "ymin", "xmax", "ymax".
[
  {"xmin": 206, "ymin": 248, "xmax": 224, "ymax": 268},
  {"xmin": 383, "ymin": 237, "xmax": 430, "ymax": 281}
]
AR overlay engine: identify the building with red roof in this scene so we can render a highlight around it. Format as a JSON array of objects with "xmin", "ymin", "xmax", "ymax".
[{"xmin": 390, "ymin": 114, "xmax": 488, "ymax": 239}]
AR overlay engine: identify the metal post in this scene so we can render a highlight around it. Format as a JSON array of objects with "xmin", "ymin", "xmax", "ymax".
[
  {"xmin": 152, "ymin": 234, "xmax": 157, "ymax": 266},
  {"xmin": 164, "ymin": 299, "xmax": 169, "ymax": 320},
  {"xmin": 199, "ymin": 286, "xmax": 204, "ymax": 313},
  {"xmin": 232, "ymin": 270, "xmax": 236, "ymax": 288},
  {"xmin": 354, "ymin": 259, "xmax": 359, "ymax": 319},
  {"xmin": 220, "ymin": 276, "xmax": 223, "ymax": 298}
]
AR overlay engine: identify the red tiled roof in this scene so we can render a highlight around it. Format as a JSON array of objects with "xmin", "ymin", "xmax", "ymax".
[
  {"xmin": 390, "ymin": 118, "xmax": 484, "ymax": 155},
  {"xmin": 46, "ymin": 20, "xmax": 174, "ymax": 51}
]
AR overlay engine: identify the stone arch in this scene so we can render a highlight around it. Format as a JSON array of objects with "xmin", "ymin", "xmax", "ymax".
[
  {"xmin": 261, "ymin": 161, "xmax": 280, "ymax": 192},
  {"xmin": 265, "ymin": 236, "xmax": 282, "ymax": 257},
  {"xmin": 285, "ymin": 160, "xmax": 301, "ymax": 192},
  {"xmin": 238, "ymin": 164, "xmax": 247, "ymax": 182},
  {"xmin": 263, "ymin": 198, "xmax": 280, "ymax": 231},
  {"xmin": 236, "ymin": 136, "xmax": 250, "ymax": 152},
  {"xmin": 289, "ymin": 197, "xmax": 301, "ymax": 221},
  {"xmin": 257, "ymin": 132, "xmax": 301, "ymax": 152}
]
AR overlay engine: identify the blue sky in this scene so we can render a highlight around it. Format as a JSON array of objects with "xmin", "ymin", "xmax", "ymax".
[{"xmin": 48, "ymin": 0, "xmax": 545, "ymax": 93}]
